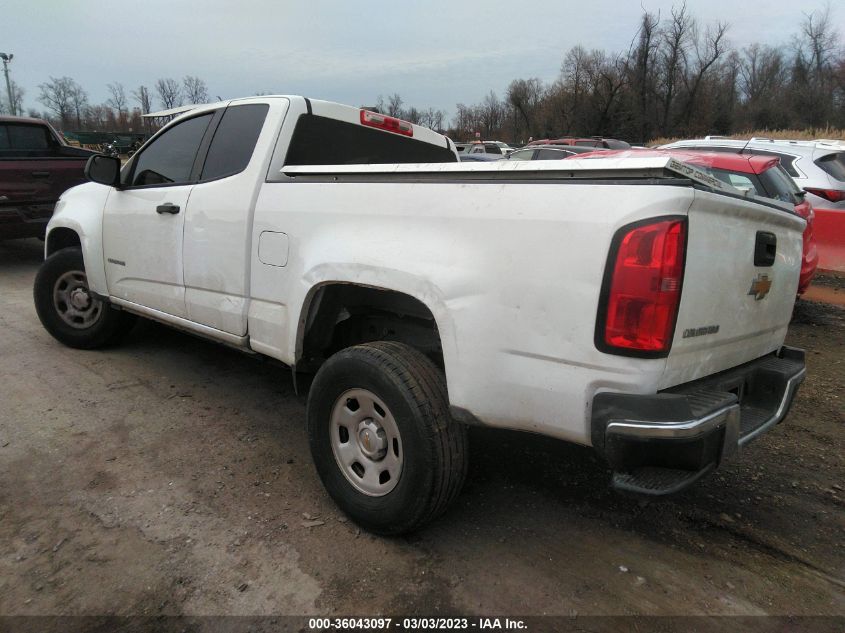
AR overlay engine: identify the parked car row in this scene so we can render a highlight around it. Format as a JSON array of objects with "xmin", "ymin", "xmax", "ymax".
[
  {"xmin": 452, "ymin": 134, "xmax": 844, "ymax": 280},
  {"xmin": 455, "ymin": 140, "xmax": 516, "ymax": 156}
]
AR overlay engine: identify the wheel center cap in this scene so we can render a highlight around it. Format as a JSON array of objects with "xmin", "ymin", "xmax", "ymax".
[
  {"xmin": 70, "ymin": 287, "xmax": 91, "ymax": 310},
  {"xmin": 357, "ymin": 419, "xmax": 387, "ymax": 460}
]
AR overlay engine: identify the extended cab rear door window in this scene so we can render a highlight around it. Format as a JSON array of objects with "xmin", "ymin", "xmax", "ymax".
[
  {"xmin": 128, "ymin": 113, "xmax": 213, "ymax": 187},
  {"xmin": 283, "ymin": 114, "xmax": 456, "ymax": 165},
  {"xmin": 200, "ymin": 104, "xmax": 269, "ymax": 180}
]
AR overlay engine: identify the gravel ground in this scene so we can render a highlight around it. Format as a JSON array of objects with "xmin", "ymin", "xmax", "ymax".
[{"xmin": 0, "ymin": 238, "xmax": 842, "ymax": 623}]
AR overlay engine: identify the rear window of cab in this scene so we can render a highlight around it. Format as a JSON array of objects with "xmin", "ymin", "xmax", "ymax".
[{"xmin": 284, "ymin": 114, "xmax": 456, "ymax": 165}]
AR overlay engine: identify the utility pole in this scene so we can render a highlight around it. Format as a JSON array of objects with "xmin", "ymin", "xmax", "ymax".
[{"xmin": 0, "ymin": 53, "xmax": 15, "ymax": 116}]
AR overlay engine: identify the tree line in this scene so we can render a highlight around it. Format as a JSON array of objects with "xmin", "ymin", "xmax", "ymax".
[
  {"xmin": 437, "ymin": 3, "xmax": 844, "ymax": 143},
  {"xmin": 0, "ymin": 75, "xmax": 210, "ymax": 133}
]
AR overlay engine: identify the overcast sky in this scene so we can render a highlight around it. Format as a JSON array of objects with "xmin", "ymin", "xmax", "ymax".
[{"xmin": 2, "ymin": 0, "xmax": 831, "ymax": 118}]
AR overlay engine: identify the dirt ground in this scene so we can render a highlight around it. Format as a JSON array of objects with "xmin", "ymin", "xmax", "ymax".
[{"xmin": 0, "ymin": 238, "xmax": 843, "ymax": 623}]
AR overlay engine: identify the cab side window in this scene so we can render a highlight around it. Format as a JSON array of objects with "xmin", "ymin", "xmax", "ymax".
[
  {"xmin": 0, "ymin": 123, "xmax": 55, "ymax": 155},
  {"xmin": 508, "ymin": 149, "xmax": 535, "ymax": 160},
  {"xmin": 201, "ymin": 104, "xmax": 269, "ymax": 180},
  {"xmin": 130, "ymin": 113, "xmax": 213, "ymax": 186},
  {"xmin": 536, "ymin": 148, "xmax": 570, "ymax": 160}
]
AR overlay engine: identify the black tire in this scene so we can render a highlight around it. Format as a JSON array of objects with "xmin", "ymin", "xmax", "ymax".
[
  {"xmin": 33, "ymin": 247, "xmax": 136, "ymax": 349},
  {"xmin": 307, "ymin": 341, "xmax": 468, "ymax": 535}
]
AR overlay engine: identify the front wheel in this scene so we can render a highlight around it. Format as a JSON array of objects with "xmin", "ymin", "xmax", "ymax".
[
  {"xmin": 33, "ymin": 247, "xmax": 136, "ymax": 349},
  {"xmin": 307, "ymin": 341, "xmax": 468, "ymax": 535}
]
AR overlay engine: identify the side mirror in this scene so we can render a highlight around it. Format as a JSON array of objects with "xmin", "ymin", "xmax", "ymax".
[{"xmin": 84, "ymin": 154, "xmax": 122, "ymax": 187}]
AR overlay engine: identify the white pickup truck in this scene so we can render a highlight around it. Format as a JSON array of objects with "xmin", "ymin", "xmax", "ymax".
[{"xmin": 34, "ymin": 96, "xmax": 807, "ymax": 534}]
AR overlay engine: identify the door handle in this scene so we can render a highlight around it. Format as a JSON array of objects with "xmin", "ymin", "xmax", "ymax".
[
  {"xmin": 31, "ymin": 171, "xmax": 50, "ymax": 178},
  {"xmin": 156, "ymin": 203, "xmax": 180, "ymax": 215},
  {"xmin": 754, "ymin": 231, "xmax": 776, "ymax": 267}
]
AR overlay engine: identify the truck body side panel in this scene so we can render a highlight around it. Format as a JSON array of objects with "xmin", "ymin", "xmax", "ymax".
[{"xmin": 250, "ymin": 180, "xmax": 698, "ymax": 444}]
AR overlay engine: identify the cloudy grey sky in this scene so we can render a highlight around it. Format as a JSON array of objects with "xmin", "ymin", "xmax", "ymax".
[{"xmin": 2, "ymin": 0, "xmax": 830, "ymax": 118}]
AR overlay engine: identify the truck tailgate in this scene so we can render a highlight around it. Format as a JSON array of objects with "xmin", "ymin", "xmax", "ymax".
[{"xmin": 660, "ymin": 190, "xmax": 805, "ymax": 389}]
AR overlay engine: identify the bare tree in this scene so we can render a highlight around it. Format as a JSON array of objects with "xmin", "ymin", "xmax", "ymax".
[
  {"xmin": 627, "ymin": 11, "xmax": 660, "ymax": 141},
  {"xmin": 155, "ymin": 78, "xmax": 183, "ymax": 109},
  {"xmin": 739, "ymin": 44, "xmax": 786, "ymax": 128},
  {"xmin": 69, "ymin": 83, "xmax": 88, "ymax": 129},
  {"xmin": 480, "ymin": 91, "xmax": 504, "ymax": 136},
  {"xmin": 794, "ymin": 4, "xmax": 839, "ymax": 125},
  {"xmin": 680, "ymin": 20, "xmax": 729, "ymax": 129},
  {"xmin": 132, "ymin": 85, "xmax": 152, "ymax": 114},
  {"xmin": 132, "ymin": 85, "xmax": 153, "ymax": 132},
  {"xmin": 740, "ymin": 44, "xmax": 784, "ymax": 101},
  {"xmin": 507, "ymin": 78, "xmax": 544, "ymax": 136},
  {"xmin": 420, "ymin": 107, "xmax": 445, "ymax": 131},
  {"xmin": 106, "ymin": 82, "xmax": 127, "ymax": 115},
  {"xmin": 11, "ymin": 81, "xmax": 24, "ymax": 116},
  {"xmin": 589, "ymin": 53, "xmax": 628, "ymax": 134},
  {"xmin": 38, "ymin": 76, "xmax": 77, "ymax": 126},
  {"xmin": 562, "ymin": 45, "xmax": 590, "ymax": 129},
  {"xmin": 183, "ymin": 75, "xmax": 209, "ymax": 104},
  {"xmin": 386, "ymin": 93, "xmax": 403, "ymax": 117},
  {"xmin": 799, "ymin": 4, "xmax": 839, "ymax": 80},
  {"xmin": 657, "ymin": 3, "xmax": 693, "ymax": 134},
  {"xmin": 86, "ymin": 104, "xmax": 109, "ymax": 130},
  {"xmin": 1, "ymin": 80, "xmax": 24, "ymax": 115}
]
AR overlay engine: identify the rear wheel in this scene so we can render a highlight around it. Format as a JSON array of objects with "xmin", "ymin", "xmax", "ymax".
[
  {"xmin": 307, "ymin": 341, "xmax": 467, "ymax": 535},
  {"xmin": 34, "ymin": 248, "xmax": 135, "ymax": 349}
]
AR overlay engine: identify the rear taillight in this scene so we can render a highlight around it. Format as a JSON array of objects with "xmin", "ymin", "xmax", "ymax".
[
  {"xmin": 360, "ymin": 110, "xmax": 414, "ymax": 137},
  {"xmin": 804, "ymin": 188, "xmax": 845, "ymax": 203},
  {"xmin": 597, "ymin": 218, "xmax": 687, "ymax": 356}
]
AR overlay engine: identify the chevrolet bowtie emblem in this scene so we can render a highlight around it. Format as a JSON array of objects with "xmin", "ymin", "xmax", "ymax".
[{"xmin": 748, "ymin": 274, "xmax": 772, "ymax": 300}]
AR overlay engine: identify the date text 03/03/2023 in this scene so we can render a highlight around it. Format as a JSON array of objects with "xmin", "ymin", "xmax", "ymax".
[{"xmin": 307, "ymin": 617, "xmax": 528, "ymax": 630}]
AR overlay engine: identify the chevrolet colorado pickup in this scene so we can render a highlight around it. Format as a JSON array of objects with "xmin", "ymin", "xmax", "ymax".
[
  {"xmin": 34, "ymin": 96, "xmax": 807, "ymax": 534},
  {"xmin": 1, "ymin": 116, "xmax": 94, "ymax": 239}
]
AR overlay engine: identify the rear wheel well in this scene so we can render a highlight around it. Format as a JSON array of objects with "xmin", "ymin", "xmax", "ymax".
[
  {"xmin": 298, "ymin": 284, "xmax": 443, "ymax": 372},
  {"xmin": 46, "ymin": 228, "xmax": 81, "ymax": 257}
]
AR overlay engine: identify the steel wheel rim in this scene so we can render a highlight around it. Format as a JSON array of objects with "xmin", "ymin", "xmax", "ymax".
[
  {"xmin": 53, "ymin": 270, "xmax": 103, "ymax": 330},
  {"xmin": 330, "ymin": 388, "xmax": 403, "ymax": 496}
]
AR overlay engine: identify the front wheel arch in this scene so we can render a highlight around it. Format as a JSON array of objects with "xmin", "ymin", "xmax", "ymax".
[{"xmin": 45, "ymin": 227, "xmax": 82, "ymax": 258}]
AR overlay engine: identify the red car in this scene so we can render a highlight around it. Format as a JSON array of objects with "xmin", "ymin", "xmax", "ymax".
[{"xmin": 570, "ymin": 149, "xmax": 818, "ymax": 294}]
